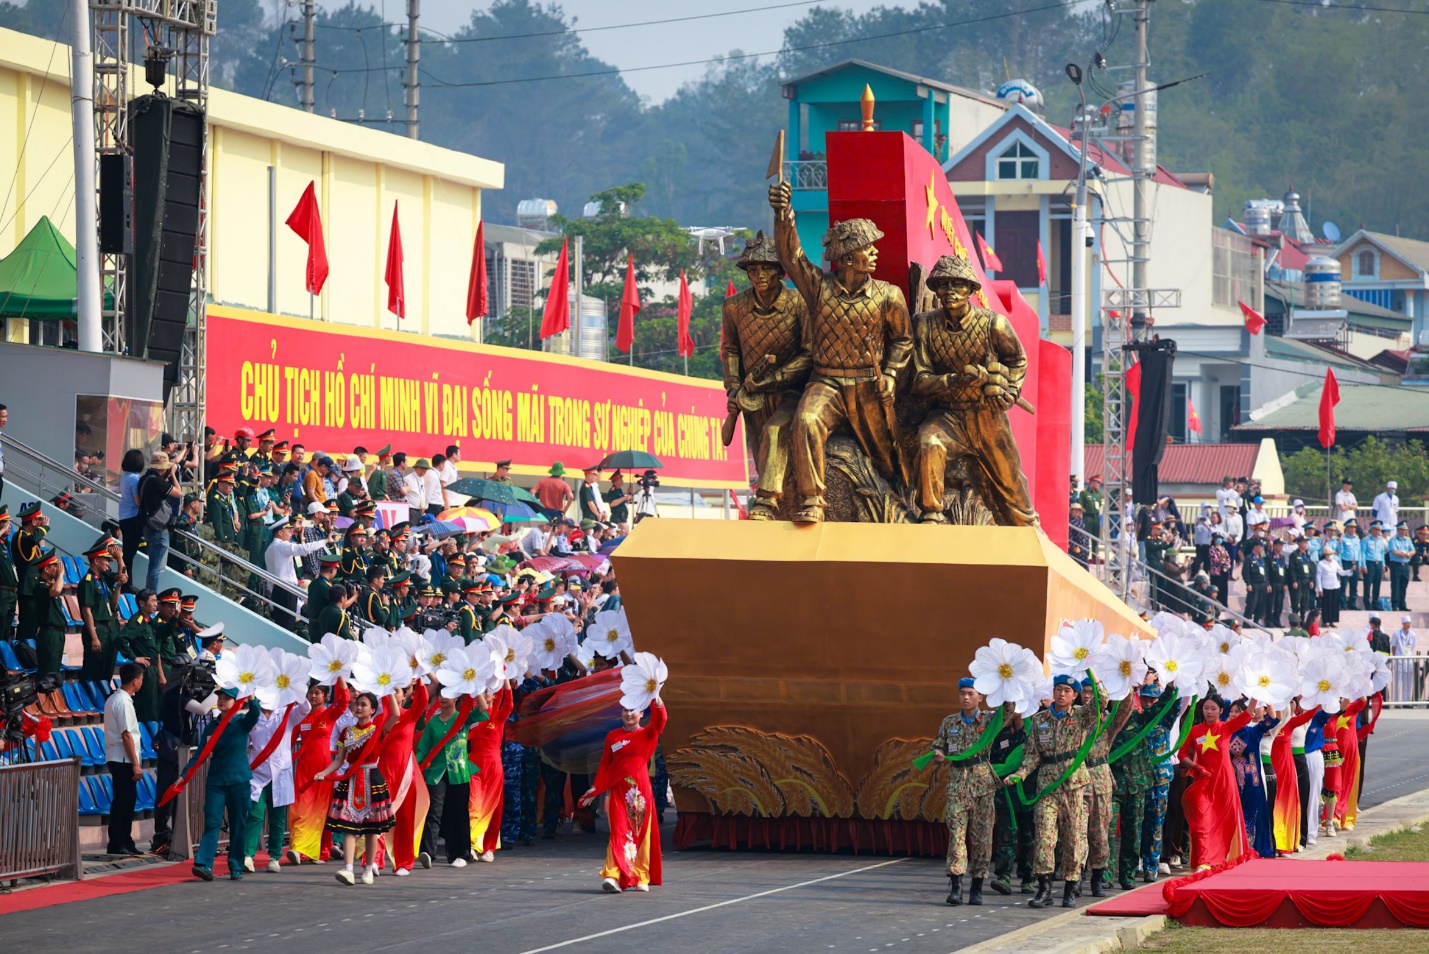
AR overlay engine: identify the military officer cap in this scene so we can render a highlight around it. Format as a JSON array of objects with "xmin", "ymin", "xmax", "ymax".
[
  {"xmin": 926, "ymin": 254, "xmax": 982, "ymax": 292},
  {"xmin": 822, "ymin": 217, "xmax": 884, "ymax": 262},
  {"xmin": 1370, "ymin": 520, "xmax": 1383, "ymax": 528},
  {"xmin": 735, "ymin": 230, "xmax": 784, "ymax": 274},
  {"xmin": 36, "ymin": 548, "xmax": 60, "ymax": 570},
  {"xmin": 181, "ymin": 595, "xmax": 199, "ymax": 610},
  {"xmin": 345, "ymin": 524, "xmax": 368, "ymax": 538},
  {"xmin": 1398, "ymin": 520, "xmax": 1410, "ymax": 529},
  {"xmin": 440, "ymin": 580, "xmax": 461, "ymax": 595},
  {"xmin": 494, "ymin": 459, "xmax": 512, "ymax": 468},
  {"xmin": 273, "ymin": 440, "xmax": 290, "ymax": 451},
  {"xmin": 158, "ymin": 588, "xmax": 183, "ymax": 605},
  {"xmin": 401, "ymin": 603, "xmax": 422, "ymax": 622},
  {"xmin": 1052, "ymin": 674, "xmax": 1079, "ymax": 690},
  {"xmin": 536, "ymin": 584, "xmax": 556, "ymax": 601},
  {"xmin": 257, "ymin": 429, "xmax": 276, "ymax": 442},
  {"xmin": 461, "ymin": 579, "xmax": 486, "ymax": 593},
  {"xmin": 958, "ymin": 677, "xmax": 976, "ymax": 690},
  {"xmin": 0, "ymin": 504, "xmax": 8, "ymax": 523},
  {"xmin": 389, "ymin": 521, "xmax": 411, "ymax": 538},
  {"xmin": 498, "ymin": 592, "xmax": 522, "ymax": 605},
  {"xmin": 448, "ymin": 552, "xmax": 467, "ymax": 564},
  {"xmin": 84, "ymin": 539, "xmax": 114, "ymax": 559},
  {"xmin": 419, "ymin": 584, "xmax": 439, "ymax": 598},
  {"xmin": 373, "ymin": 443, "xmax": 393, "ymax": 459},
  {"xmin": 19, "ymin": 501, "xmax": 43, "ymax": 521},
  {"xmin": 389, "ymin": 571, "xmax": 412, "ymax": 587},
  {"xmin": 325, "ymin": 499, "xmax": 339, "ymax": 513},
  {"xmin": 318, "ymin": 551, "xmax": 342, "ymax": 567}
]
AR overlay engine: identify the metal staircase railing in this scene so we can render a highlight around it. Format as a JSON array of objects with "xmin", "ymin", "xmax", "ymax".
[{"xmin": 1091, "ymin": 549, "xmax": 1274, "ymax": 636}]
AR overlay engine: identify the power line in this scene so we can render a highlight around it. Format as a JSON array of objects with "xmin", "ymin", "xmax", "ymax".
[
  {"xmin": 422, "ymin": 0, "xmax": 1093, "ymax": 89},
  {"xmin": 1250, "ymin": 0, "xmax": 1429, "ymax": 14},
  {"xmin": 446, "ymin": 0, "xmax": 828, "ymax": 43}
]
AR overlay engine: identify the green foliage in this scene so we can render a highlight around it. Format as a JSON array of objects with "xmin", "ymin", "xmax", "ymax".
[
  {"xmin": 1281, "ymin": 436, "xmax": 1429, "ymax": 506},
  {"xmin": 1085, "ymin": 372, "xmax": 1105, "ymax": 445}
]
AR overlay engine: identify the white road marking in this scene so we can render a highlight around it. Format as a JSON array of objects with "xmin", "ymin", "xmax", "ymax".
[{"xmin": 516, "ymin": 858, "xmax": 910, "ymax": 953}]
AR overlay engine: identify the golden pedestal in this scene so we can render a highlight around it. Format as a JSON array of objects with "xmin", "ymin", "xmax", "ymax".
[{"xmin": 613, "ymin": 520, "xmax": 1148, "ymax": 853}]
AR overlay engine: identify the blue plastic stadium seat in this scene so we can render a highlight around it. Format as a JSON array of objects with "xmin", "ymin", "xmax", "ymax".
[
  {"xmin": 51, "ymin": 730, "xmax": 74, "ymax": 760},
  {"xmin": 78, "ymin": 778, "xmax": 100, "ymax": 816},
  {"xmin": 61, "ymin": 600, "xmax": 82, "ymax": 628},
  {"xmin": 95, "ymin": 774, "xmax": 113, "ymax": 814},
  {"xmin": 0, "ymin": 642, "xmax": 21, "ymax": 672},
  {"xmin": 83, "ymin": 727, "xmax": 106, "ymax": 767},
  {"xmin": 38, "ymin": 738, "xmax": 61, "ymax": 761},
  {"xmin": 137, "ymin": 723, "xmax": 156, "ymax": 762},
  {"xmin": 62, "ymin": 682, "xmax": 91, "ymax": 715},
  {"xmin": 62, "ymin": 557, "xmax": 84, "ymax": 586},
  {"xmin": 136, "ymin": 772, "xmax": 156, "ymax": 812},
  {"xmin": 87, "ymin": 680, "xmax": 113, "ymax": 702},
  {"xmin": 118, "ymin": 594, "xmax": 138, "ymax": 621}
]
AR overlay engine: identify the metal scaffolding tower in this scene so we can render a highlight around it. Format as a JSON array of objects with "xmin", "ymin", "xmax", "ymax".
[{"xmin": 91, "ymin": 0, "xmax": 215, "ymax": 448}]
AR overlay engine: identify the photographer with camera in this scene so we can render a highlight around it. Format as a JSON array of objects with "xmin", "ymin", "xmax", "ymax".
[
  {"xmin": 104, "ymin": 662, "xmax": 145, "ymax": 855},
  {"xmin": 138, "ymin": 451, "xmax": 184, "ymax": 593},
  {"xmin": 151, "ymin": 634, "xmax": 220, "ymax": 854},
  {"xmin": 634, "ymin": 470, "xmax": 661, "ymax": 523}
]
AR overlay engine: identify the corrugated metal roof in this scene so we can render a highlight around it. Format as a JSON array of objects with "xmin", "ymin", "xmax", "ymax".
[
  {"xmin": 1236, "ymin": 381, "xmax": 1429, "ymax": 432},
  {"xmin": 1083, "ymin": 443, "xmax": 1261, "ymax": 487}
]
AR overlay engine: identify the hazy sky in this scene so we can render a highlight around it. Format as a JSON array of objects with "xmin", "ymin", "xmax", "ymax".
[{"xmin": 421, "ymin": 0, "xmax": 890, "ymax": 103}]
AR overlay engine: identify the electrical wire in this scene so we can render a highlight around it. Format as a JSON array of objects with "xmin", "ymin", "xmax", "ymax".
[
  {"xmin": 421, "ymin": 0, "xmax": 1098, "ymax": 89},
  {"xmin": 1251, "ymin": 0, "xmax": 1429, "ymax": 14},
  {"xmin": 445, "ymin": 0, "xmax": 829, "ymax": 43}
]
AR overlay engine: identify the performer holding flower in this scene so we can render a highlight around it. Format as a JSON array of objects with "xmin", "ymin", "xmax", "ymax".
[
  {"xmin": 932, "ymin": 677, "xmax": 1012, "ymax": 906},
  {"xmin": 468, "ymin": 685, "xmax": 513, "ymax": 862},
  {"xmin": 1177, "ymin": 696, "xmax": 1254, "ymax": 871},
  {"xmin": 314, "ymin": 691, "xmax": 395, "ymax": 885}
]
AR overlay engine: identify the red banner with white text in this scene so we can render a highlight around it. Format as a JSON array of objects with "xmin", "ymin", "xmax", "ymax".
[{"xmin": 204, "ymin": 306, "xmax": 748, "ymax": 488}]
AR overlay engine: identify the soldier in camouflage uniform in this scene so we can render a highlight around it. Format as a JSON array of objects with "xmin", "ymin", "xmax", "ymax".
[
  {"xmin": 932, "ymin": 677, "xmax": 1014, "ymax": 905},
  {"xmin": 720, "ymin": 232, "xmax": 812, "ymax": 519},
  {"xmin": 1078, "ymin": 680, "xmax": 1133, "ymax": 896},
  {"xmin": 911, "ymin": 255, "xmax": 1037, "ymax": 526},
  {"xmin": 1109, "ymin": 682, "xmax": 1172, "ymax": 888},
  {"xmin": 1006, "ymin": 673, "xmax": 1098, "ymax": 909},
  {"xmin": 770, "ymin": 180, "xmax": 913, "ymax": 523},
  {"xmin": 991, "ymin": 715, "xmax": 1035, "ymax": 894},
  {"xmin": 1141, "ymin": 682, "xmax": 1179, "ymax": 881}
]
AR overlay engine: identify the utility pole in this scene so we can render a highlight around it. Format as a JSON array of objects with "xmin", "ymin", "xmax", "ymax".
[
  {"xmin": 298, "ymin": 0, "xmax": 315, "ymax": 113},
  {"xmin": 1066, "ymin": 64, "xmax": 1091, "ymax": 486},
  {"xmin": 404, "ymin": 0, "xmax": 419, "ymax": 138},
  {"xmin": 572, "ymin": 235, "xmax": 584, "ymax": 359},
  {"xmin": 70, "ymin": 0, "xmax": 101, "ymax": 353},
  {"xmin": 1130, "ymin": 0, "xmax": 1153, "ymax": 336}
]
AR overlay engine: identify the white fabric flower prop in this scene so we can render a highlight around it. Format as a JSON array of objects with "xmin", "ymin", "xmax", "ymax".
[
  {"xmin": 1204, "ymin": 643, "xmax": 1250, "ymax": 697},
  {"xmin": 308, "ymin": 633, "xmax": 361, "ymax": 686},
  {"xmin": 529, "ymin": 617, "xmax": 573, "ymax": 671},
  {"xmin": 1298, "ymin": 653, "xmax": 1346, "ymax": 714},
  {"xmin": 970, "ymin": 638, "xmax": 1043, "ymax": 707},
  {"xmin": 1049, "ymin": 619, "xmax": 1104, "ymax": 676},
  {"xmin": 258, "ymin": 649, "xmax": 311, "ymax": 709},
  {"xmin": 350, "ymin": 645, "xmax": 415, "ymax": 698},
  {"xmin": 1017, "ymin": 672, "xmax": 1054, "ymax": 718},
  {"xmin": 1207, "ymin": 624, "xmax": 1241, "ymax": 656},
  {"xmin": 1148, "ymin": 611, "xmax": 1193, "ymax": 639},
  {"xmin": 591, "ymin": 608, "xmax": 634, "ymax": 659},
  {"xmin": 573, "ymin": 639, "xmax": 597, "ymax": 671},
  {"xmin": 1241, "ymin": 649, "xmax": 1299, "ymax": 707},
  {"xmin": 1089, "ymin": 634, "xmax": 1149, "ymax": 701},
  {"xmin": 214, "ymin": 643, "xmax": 277, "ymax": 698},
  {"xmin": 1368, "ymin": 650, "xmax": 1391, "ymax": 694},
  {"xmin": 421, "ymin": 629, "xmax": 465, "ymax": 675},
  {"xmin": 484, "ymin": 625, "xmax": 526, "ymax": 684},
  {"xmin": 619, "ymin": 651, "xmax": 668, "ymax": 712},
  {"xmin": 391, "ymin": 627, "xmax": 433, "ymax": 678},
  {"xmin": 361, "ymin": 628, "xmax": 392, "ymax": 653},
  {"xmin": 435, "ymin": 645, "xmax": 495, "ymax": 699},
  {"xmin": 1142, "ymin": 632, "xmax": 1204, "ymax": 692}
]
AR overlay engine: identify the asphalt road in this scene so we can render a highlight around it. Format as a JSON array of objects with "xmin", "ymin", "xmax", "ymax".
[{"xmin": 9, "ymin": 712, "xmax": 1427, "ymax": 954}]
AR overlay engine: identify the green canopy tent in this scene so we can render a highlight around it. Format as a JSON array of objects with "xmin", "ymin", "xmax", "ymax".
[{"xmin": 0, "ymin": 216, "xmax": 110, "ymax": 320}]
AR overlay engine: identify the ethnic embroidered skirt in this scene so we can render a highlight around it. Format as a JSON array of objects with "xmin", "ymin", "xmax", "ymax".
[{"xmin": 328, "ymin": 764, "xmax": 395, "ymax": 835}]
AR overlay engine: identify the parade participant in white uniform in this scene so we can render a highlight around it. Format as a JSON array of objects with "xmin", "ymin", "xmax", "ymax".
[
  {"xmin": 245, "ymin": 696, "xmax": 305, "ymax": 872},
  {"xmin": 1391, "ymin": 615, "xmax": 1418, "ymax": 705},
  {"xmin": 1334, "ymin": 478, "xmax": 1359, "ymax": 526}
]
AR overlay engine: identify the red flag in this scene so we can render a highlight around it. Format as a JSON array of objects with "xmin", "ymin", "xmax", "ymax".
[
  {"xmin": 284, "ymin": 181, "xmax": 329, "ymax": 295},
  {"xmin": 539, "ymin": 237, "xmax": 571, "ymax": 339},
  {"xmin": 676, "ymin": 270, "xmax": 695, "ymax": 359},
  {"xmin": 384, "ymin": 202, "xmax": 405, "ymax": 320},
  {"xmin": 466, "ymin": 220, "xmax": 488, "ymax": 324},
  {"xmin": 1125, "ymin": 360, "xmax": 1142, "ymax": 452},
  {"xmin": 1036, "ymin": 240, "xmax": 1047, "ymax": 286},
  {"xmin": 1188, "ymin": 396, "xmax": 1202, "ymax": 435},
  {"xmin": 1238, "ymin": 300, "xmax": 1266, "ymax": 335},
  {"xmin": 1319, "ymin": 367, "xmax": 1340, "ymax": 449},
  {"xmin": 616, "ymin": 253, "xmax": 641, "ymax": 353},
  {"xmin": 976, "ymin": 232, "xmax": 1003, "ymax": 272},
  {"xmin": 725, "ymin": 279, "xmax": 737, "ymax": 299}
]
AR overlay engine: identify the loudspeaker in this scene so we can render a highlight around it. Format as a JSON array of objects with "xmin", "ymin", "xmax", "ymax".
[
  {"xmin": 129, "ymin": 94, "xmax": 205, "ymax": 393},
  {"xmin": 98, "ymin": 153, "xmax": 133, "ymax": 254}
]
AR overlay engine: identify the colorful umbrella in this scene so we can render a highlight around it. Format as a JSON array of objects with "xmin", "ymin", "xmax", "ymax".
[{"xmin": 437, "ymin": 506, "xmax": 501, "ymax": 531}]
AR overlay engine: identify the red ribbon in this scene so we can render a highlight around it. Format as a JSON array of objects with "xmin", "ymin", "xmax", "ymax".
[
  {"xmin": 158, "ymin": 695, "xmax": 247, "ymax": 807},
  {"xmin": 417, "ymin": 696, "xmax": 476, "ymax": 772},
  {"xmin": 248, "ymin": 703, "xmax": 297, "ymax": 771},
  {"xmin": 330, "ymin": 696, "xmax": 397, "ymax": 783}
]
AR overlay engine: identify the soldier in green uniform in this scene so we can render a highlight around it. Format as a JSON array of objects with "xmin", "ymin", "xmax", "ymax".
[
  {"xmin": 1242, "ymin": 539, "xmax": 1269, "ymax": 624},
  {"xmin": 1078, "ymin": 475, "xmax": 1103, "ymax": 557},
  {"xmin": 32, "ymin": 551, "xmax": 67, "ymax": 676},
  {"xmin": 0, "ymin": 507, "xmax": 18, "ymax": 643},
  {"xmin": 933, "ymin": 677, "xmax": 1013, "ymax": 906},
  {"xmin": 489, "ymin": 459, "xmax": 513, "ymax": 485},
  {"xmin": 1081, "ymin": 680, "xmax": 1133, "ymax": 896},
  {"xmin": 1265, "ymin": 539, "xmax": 1287, "ymax": 628},
  {"xmin": 305, "ymin": 551, "xmax": 342, "ymax": 628},
  {"xmin": 189, "ymin": 691, "xmax": 262, "ymax": 881},
  {"xmin": 219, "ymin": 427, "xmax": 255, "ymax": 467},
  {"xmin": 79, "ymin": 538, "xmax": 125, "ymax": 680},
  {"xmin": 366, "ymin": 445, "xmax": 392, "ymax": 500},
  {"xmin": 1005, "ymin": 673, "xmax": 1098, "ymax": 909},
  {"xmin": 340, "ymin": 524, "xmax": 372, "ymax": 581},
  {"xmin": 241, "ymin": 466, "xmax": 278, "ymax": 566},
  {"xmin": 457, "ymin": 580, "xmax": 484, "ymax": 644},
  {"xmin": 153, "ymin": 588, "xmax": 188, "ymax": 663},
  {"xmin": 990, "ymin": 713, "xmax": 1034, "ymax": 894},
  {"xmin": 487, "ymin": 592, "xmax": 521, "ymax": 632},
  {"xmin": 389, "ymin": 571, "xmax": 416, "ymax": 626},
  {"xmin": 359, "ymin": 567, "xmax": 393, "ymax": 630},
  {"xmin": 12, "ymin": 502, "xmax": 50, "ymax": 644},
  {"xmin": 252, "ymin": 429, "xmax": 277, "ymax": 467},
  {"xmin": 1287, "ymin": 536, "xmax": 1317, "ymax": 624},
  {"xmin": 1142, "ymin": 519, "xmax": 1168, "ymax": 608},
  {"xmin": 315, "ymin": 581, "xmax": 356, "ymax": 640},
  {"xmin": 116, "ymin": 590, "xmax": 165, "ymax": 721},
  {"xmin": 604, "ymin": 471, "xmax": 632, "ymax": 529},
  {"xmin": 206, "ymin": 469, "xmax": 242, "ymax": 545},
  {"xmin": 1109, "ymin": 683, "xmax": 1175, "ymax": 888}
]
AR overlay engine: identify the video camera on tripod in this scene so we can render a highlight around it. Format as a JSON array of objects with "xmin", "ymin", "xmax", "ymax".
[{"xmin": 1, "ymin": 670, "xmax": 64, "ymax": 763}]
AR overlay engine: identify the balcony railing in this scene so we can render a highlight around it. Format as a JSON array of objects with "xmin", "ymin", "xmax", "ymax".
[{"xmin": 783, "ymin": 160, "xmax": 828, "ymax": 190}]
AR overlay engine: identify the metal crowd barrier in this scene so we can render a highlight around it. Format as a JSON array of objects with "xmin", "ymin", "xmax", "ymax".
[
  {"xmin": 1384, "ymin": 654, "xmax": 1429, "ymax": 707},
  {"xmin": 0, "ymin": 757, "xmax": 82, "ymax": 882}
]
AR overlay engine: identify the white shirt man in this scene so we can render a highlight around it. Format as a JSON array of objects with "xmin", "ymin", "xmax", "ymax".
[
  {"xmin": 1216, "ymin": 480, "xmax": 1241, "ymax": 525},
  {"xmin": 1391, "ymin": 617, "xmax": 1418, "ymax": 703},
  {"xmin": 402, "ymin": 466, "xmax": 425, "ymax": 511},
  {"xmin": 420, "ymin": 464, "xmax": 444, "ymax": 513},
  {"xmin": 1246, "ymin": 500, "xmax": 1270, "ymax": 536},
  {"xmin": 1335, "ymin": 482, "xmax": 1359, "ymax": 525},
  {"xmin": 1373, "ymin": 482, "xmax": 1400, "ymax": 528},
  {"xmin": 103, "ymin": 665, "xmax": 143, "ymax": 854},
  {"xmin": 520, "ymin": 524, "xmax": 552, "ymax": 558},
  {"xmin": 439, "ymin": 453, "xmax": 461, "ymax": 508},
  {"xmin": 263, "ymin": 518, "xmax": 331, "ymax": 586}
]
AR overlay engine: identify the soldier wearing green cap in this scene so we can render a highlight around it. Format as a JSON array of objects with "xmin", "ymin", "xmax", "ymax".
[
  {"xmin": 458, "ymin": 580, "xmax": 484, "ymax": 644},
  {"xmin": 304, "ymin": 551, "xmax": 343, "ymax": 626},
  {"xmin": 79, "ymin": 538, "xmax": 124, "ymax": 681},
  {"xmin": 116, "ymin": 590, "xmax": 165, "ymax": 721},
  {"xmin": 12, "ymin": 502, "xmax": 50, "ymax": 644},
  {"xmin": 360, "ymin": 567, "xmax": 393, "ymax": 631},
  {"xmin": 207, "ymin": 469, "xmax": 241, "ymax": 545},
  {"xmin": 0, "ymin": 506, "xmax": 17, "ymax": 643},
  {"xmin": 32, "ymin": 551, "xmax": 66, "ymax": 676}
]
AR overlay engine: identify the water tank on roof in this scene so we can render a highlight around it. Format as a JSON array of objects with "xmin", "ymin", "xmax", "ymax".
[
  {"xmin": 583, "ymin": 200, "xmax": 626, "ymax": 218},
  {"xmin": 995, "ymin": 79, "xmax": 1044, "ymax": 114},
  {"xmin": 516, "ymin": 198, "xmax": 558, "ymax": 230},
  {"xmin": 1243, "ymin": 200, "xmax": 1280, "ymax": 237},
  {"xmin": 543, "ymin": 294, "xmax": 608, "ymax": 362},
  {"xmin": 1304, "ymin": 256, "xmax": 1342, "ymax": 309}
]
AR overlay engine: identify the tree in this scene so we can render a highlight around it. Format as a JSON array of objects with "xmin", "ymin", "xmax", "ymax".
[
  {"xmin": 1281, "ymin": 437, "xmax": 1429, "ymax": 507},
  {"xmin": 1085, "ymin": 373, "xmax": 1105, "ymax": 445}
]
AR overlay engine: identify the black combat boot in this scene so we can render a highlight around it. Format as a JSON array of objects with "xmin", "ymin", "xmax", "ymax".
[
  {"xmin": 1028, "ymin": 875, "xmax": 1054, "ymax": 908},
  {"xmin": 1090, "ymin": 868, "xmax": 1106, "ymax": 898},
  {"xmin": 968, "ymin": 878, "xmax": 984, "ymax": 906},
  {"xmin": 1062, "ymin": 879, "xmax": 1077, "ymax": 908},
  {"xmin": 945, "ymin": 874, "xmax": 962, "ymax": 905}
]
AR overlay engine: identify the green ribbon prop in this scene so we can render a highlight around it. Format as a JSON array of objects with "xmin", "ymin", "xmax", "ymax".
[
  {"xmin": 1107, "ymin": 686, "xmax": 1181, "ymax": 766},
  {"xmin": 1173, "ymin": 694, "xmax": 1200, "ymax": 753},
  {"xmin": 994, "ymin": 744, "xmax": 1026, "ymax": 833},
  {"xmin": 911, "ymin": 705, "xmax": 1005, "ymax": 771},
  {"xmin": 1013, "ymin": 673, "xmax": 1109, "ymax": 807}
]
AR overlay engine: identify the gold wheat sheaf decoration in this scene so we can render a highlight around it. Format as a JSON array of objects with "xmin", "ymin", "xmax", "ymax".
[{"xmin": 670, "ymin": 728, "xmax": 949, "ymax": 822}]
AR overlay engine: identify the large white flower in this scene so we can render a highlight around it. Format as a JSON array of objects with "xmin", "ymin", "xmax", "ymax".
[
  {"xmin": 258, "ymin": 649, "xmax": 311, "ymax": 709},
  {"xmin": 484, "ymin": 625, "xmax": 528, "ymax": 684},
  {"xmin": 619, "ymin": 651, "xmax": 668, "ymax": 712},
  {"xmin": 1298, "ymin": 653, "xmax": 1346, "ymax": 713},
  {"xmin": 350, "ymin": 645, "xmax": 415, "ymax": 698},
  {"xmin": 1203, "ymin": 643, "xmax": 1251, "ymax": 698},
  {"xmin": 1207, "ymin": 624, "xmax": 1241, "ymax": 656},
  {"xmin": 215, "ymin": 643, "xmax": 278, "ymax": 697},
  {"xmin": 435, "ymin": 645, "xmax": 495, "ymax": 699},
  {"xmin": 421, "ymin": 629, "xmax": 465, "ymax": 674},
  {"xmin": 591, "ymin": 608, "xmax": 634, "ymax": 659},
  {"xmin": 1141, "ymin": 632, "xmax": 1204, "ymax": 691},
  {"xmin": 1017, "ymin": 672, "xmax": 1054, "ymax": 717},
  {"xmin": 1369, "ymin": 651, "xmax": 1392, "ymax": 694},
  {"xmin": 1148, "ymin": 611, "xmax": 1193, "ymax": 640},
  {"xmin": 391, "ymin": 627, "xmax": 433, "ymax": 677},
  {"xmin": 362, "ymin": 628, "xmax": 393, "ymax": 653},
  {"xmin": 573, "ymin": 638, "xmax": 598, "ymax": 671},
  {"xmin": 969, "ymin": 638, "xmax": 1043, "ymax": 707},
  {"xmin": 529, "ymin": 617, "xmax": 575, "ymax": 671},
  {"xmin": 308, "ymin": 634, "xmax": 361, "ymax": 686},
  {"xmin": 1049, "ymin": 619, "xmax": 1104, "ymax": 676},
  {"xmin": 1089, "ymin": 634, "xmax": 1149, "ymax": 701},
  {"xmin": 1241, "ymin": 649, "xmax": 1299, "ymax": 707}
]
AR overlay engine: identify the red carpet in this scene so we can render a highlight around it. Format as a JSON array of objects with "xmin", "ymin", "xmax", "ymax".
[
  {"xmin": 0, "ymin": 862, "xmax": 195, "ymax": 916},
  {"xmin": 1085, "ymin": 882, "xmax": 1170, "ymax": 918},
  {"xmin": 1164, "ymin": 858, "xmax": 1429, "ymax": 928}
]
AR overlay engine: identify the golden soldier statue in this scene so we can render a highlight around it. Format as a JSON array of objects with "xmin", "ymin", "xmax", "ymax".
[
  {"xmin": 769, "ymin": 180, "xmax": 913, "ymax": 524},
  {"xmin": 720, "ymin": 232, "xmax": 811, "ymax": 519},
  {"xmin": 911, "ymin": 255, "xmax": 1037, "ymax": 526}
]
